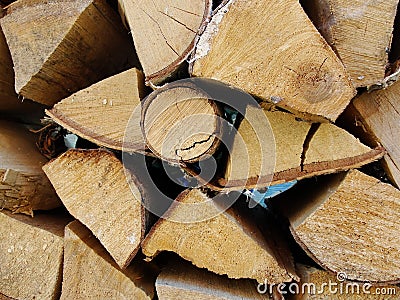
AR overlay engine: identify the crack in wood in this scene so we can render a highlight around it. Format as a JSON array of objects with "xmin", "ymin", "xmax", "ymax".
[
  {"xmin": 300, "ymin": 123, "xmax": 320, "ymax": 171},
  {"xmin": 138, "ymin": 6, "xmax": 179, "ymax": 56},
  {"xmin": 175, "ymin": 133, "xmax": 215, "ymax": 160},
  {"xmin": 160, "ymin": 11, "xmax": 197, "ymax": 33}
]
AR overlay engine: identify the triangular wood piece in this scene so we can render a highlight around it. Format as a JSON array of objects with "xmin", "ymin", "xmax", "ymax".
[
  {"xmin": 141, "ymin": 81, "xmax": 223, "ymax": 162},
  {"xmin": 293, "ymin": 264, "xmax": 400, "ymax": 299},
  {"xmin": 43, "ymin": 149, "xmax": 146, "ymax": 269},
  {"xmin": 0, "ymin": 120, "xmax": 60, "ymax": 216},
  {"xmin": 62, "ymin": 220, "xmax": 155, "ymax": 300},
  {"xmin": 189, "ymin": 106, "xmax": 384, "ymax": 191},
  {"xmin": 156, "ymin": 259, "xmax": 268, "ymax": 299},
  {"xmin": 302, "ymin": 0, "xmax": 399, "ymax": 87},
  {"xmin": 141, "ymin": 188, "xmax": 298, "ymax": 284},
  {"xmin": 190, "ymin": 0, "xmax": 356, "ymax": 122},
  {"xmin": 118, "ymin": 0, "xmax": 212, "ymax": 85},
  {"xmin": 0, "ymin": 210, "xmax": 71, "ymax": 300},
  {"xmin": 0, "ymin": 0, "xmax": 137, "ymax": 106},
  {"xmin": 349, "ymin": 79, "xmax": 400, "ymax": 188},
  {"xmin": 46, "ymin": 68, "xmax": 146, "ymax": 151},
  {"xmin": 0, "ymin": 23, "xmax": 43, "ymax": 119},
  {"xmin": 273, "ymin": 170, "xmax": 400, "ymax": 283}
]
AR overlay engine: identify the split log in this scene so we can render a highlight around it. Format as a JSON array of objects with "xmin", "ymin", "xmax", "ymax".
[
  {"xmin": 141, "ymin": 81, "xmax": 223, "ymax": 162},
  {"xmin": 61, "ymin": 220, "xmax": 156, "ymax": 300},
  {"xmin": 187, "ymin": 106, "xmax": 384, "ymax": 191},
  {"xmin": 0, "ymin": 210, "xmax": 71, "ymax": 300},
  {"xmin": 349, "ymin": 79, "xmax": 400, "ymax": 188},
  {"xmin": 0, "ymin": 21, "xmax": 44, "ymax": 121},
  {"xmin": 156, "ymin": 259, "xmax": 268, "ymax": 300},
  {"xmin": 0, "ymin": 0, "xmax": 138, "ymax": 106},
  {"xmin": 190, "ymin": 0, "xmax": 356, "ymax": 122},
  {"xmin": 272, "ymin": 170, "xmax": 400, "ymax": 283},
  {"xmin": 43, "ymin": 149, "xmax": 146, "ymax": 269},
  {"xmin": 46, "ymin": 68, "xmax": 146, "ymax": 152},
  {"xmin": 141, "ymin": 188, "xmax": 298, "ymax": 284},
  {"xmin": 0, "ymin": 120, "xmax": 60, "ymax": 216},
  {"xmin": 291, "ymin": 264, "xmax": 400, "ymax": 299},
  {"xmin": 118, "ymin": 0, "xmax": 211, "ymax": 85},
  {"xmin": 302, "ymin": 0, "xmax": 399, "ymax": 87}
]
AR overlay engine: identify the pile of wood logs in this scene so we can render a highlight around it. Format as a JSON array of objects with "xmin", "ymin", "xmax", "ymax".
[{"xmin": 1, "ymin": 0, "xmax": 400, "ymax": 299}]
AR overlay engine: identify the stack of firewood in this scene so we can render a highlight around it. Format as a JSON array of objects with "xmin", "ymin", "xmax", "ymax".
[{"xmin": 1, "ymin": 0, "xmax": 400, "ymax": 299}]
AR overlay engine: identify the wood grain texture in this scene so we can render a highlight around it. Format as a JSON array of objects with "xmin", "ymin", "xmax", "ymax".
[
  {"xmin": 142, "ymin": 189, "xmax": 298, "ymax": 284},
  {"xmin": 187, "ymin": 106, "xmax": 384, "ymax": 191},
  {"xmin": 156, "ymin": 260, "xmax": 269, "ymax": 299},
  {"xmin": 0, "ymin": 120, "xmax": 60, "ymax": 216},
  {"xmin": 0, "ymin": 210, "xmax": 71, "ymax": 300},
  {"xmin": 43, "ymin": 149, "xmax": 145, "ymax": 269},
  {"xmin": 0, "ymin": 0, "xmax": 138, "ymax": 105},
  {"xmin": 303, "ymin": 0, "xmax": 399, "ymax": 87},
  {"xmin": 351, "ymin": 79, "xmax": 400, "ymax": 188},
  {"xmin": 191, "ymin": 0, "xmax": 355, "ymax": 122},
  {"xmin": 278, "ymin": 170, "xmax": 400, "ymax": 283},
  {"xmin": 293, "ymin": 264, "xmax": 400, "ymax": 299},
  {"xmin": 46, "ymin": 68, "xmax": 146, "ymax": 151},
  {"xmin": 141, "ymin": 81, "xmax": 223, "ymax": 162},
  {"xmin": 61, "ymin": 220, "xmax": 155, "ymax": 300},
  {"xmin": 118, "ymin": 0, "xmax": 211, "ymax": 84}
]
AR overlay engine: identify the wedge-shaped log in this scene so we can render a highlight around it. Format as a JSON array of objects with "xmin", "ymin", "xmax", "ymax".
[
  {"xmin": 273, "ymin": 170, "xmax": 400, "ymax": 283},
  {"xmin": 292, "ymin": 264, "xmax": 400, "ymax": 299},
  {"xmin": 0, "ymin": 0, "xmax": 137, "ymax": 106},
  {"xmin": 190, "ymin": 0, "xmax": 355, "ymax": 122},
  {"xmin": 43, "ymin": 149, "xmax": 145, "ymax": 269},
  {"xmin": 0, "ymin": 23, "xmax": 43, "ymax": 120},
  {"xmin": 141, "ymin": 81, "xmax": 223, "ymax": 162},
  {"xmin": 302, "ymin": 0, "xmax": 399, "ymax": 87},
  {"xmin": 188, "ymin": 106, "xmax": 384, "ymax": 191},
  {"xmin": 0, "ymin": 120, "xmax": 60, "ymax": 216},
  {"xmin": 61, "ymin": 220, "xmax": 155, "ymax": 300},
  {"xmin": 46, "ymin": 68, "xmax": 146, "ymax": 152},
  {"xmin": 156, "ymin": 259, "xmax": 268, "ymax": 299},
  {"xmin": 118, "ymin": 0, "xmax": 211, "ymax": 85},
  {"xmin": 350, "ymin": 79, "xmax": 400, "ymax": 188},
  {"xmin": 0, "ymin": 210, "xmax": 71, "ymax": 300},
  {"xmin": 142, "ymin": 189, "xmax": 298, "ymax": 284}
]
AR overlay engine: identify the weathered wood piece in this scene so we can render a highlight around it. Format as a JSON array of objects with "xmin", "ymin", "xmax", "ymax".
[
  {"xmin": 302, "ymin": 0, "xmax": 399, "ymax": 87},
  {"xmin": 350, "ymin": 79, "xmax": 400, "ymax": 188},
  {"xmin": 43, "ymin": 149, "xmax": 146, "ymax": 269},
  {"xmin": 190, "ymin": 0, "xmax": 356, "ymax": 122},
  {"xmin": 0, "ymin": 210, "xmax": 70, "ymax": 300},
  {"xmin": 156, "ymin": 260, "xmax": 269, "ymax": 299},
  {"xmin": 61, "ymin": 220, "xmax": 155, "ymax": 300},
  {"xmin": 187, "ymin": 106, "xmax": 384, "ymax": 191},
  {"xmin": 46, "ymin": 68, "xmax": 146, "ymax": 151},
  {"xmin": 292, "ymin": 264, "xmax": 400, "ymax": 299},
  {"xmin": 118, "ymin": 0, "xmax": 211, "ymax": 85},
  {"xmin": 141, "ymin": 81, "xmax": 223, "ymax": 162},
  {"xmin": 0, "ymin": 0, "xmax": 137, "ymax": 105},
  {"xmin": 274, "ymin": 170, "xmax": 400, "ymax": 283},
  {"xmin": 142, "ymin": 188, "xmax": 298, "ymax": 284}
]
